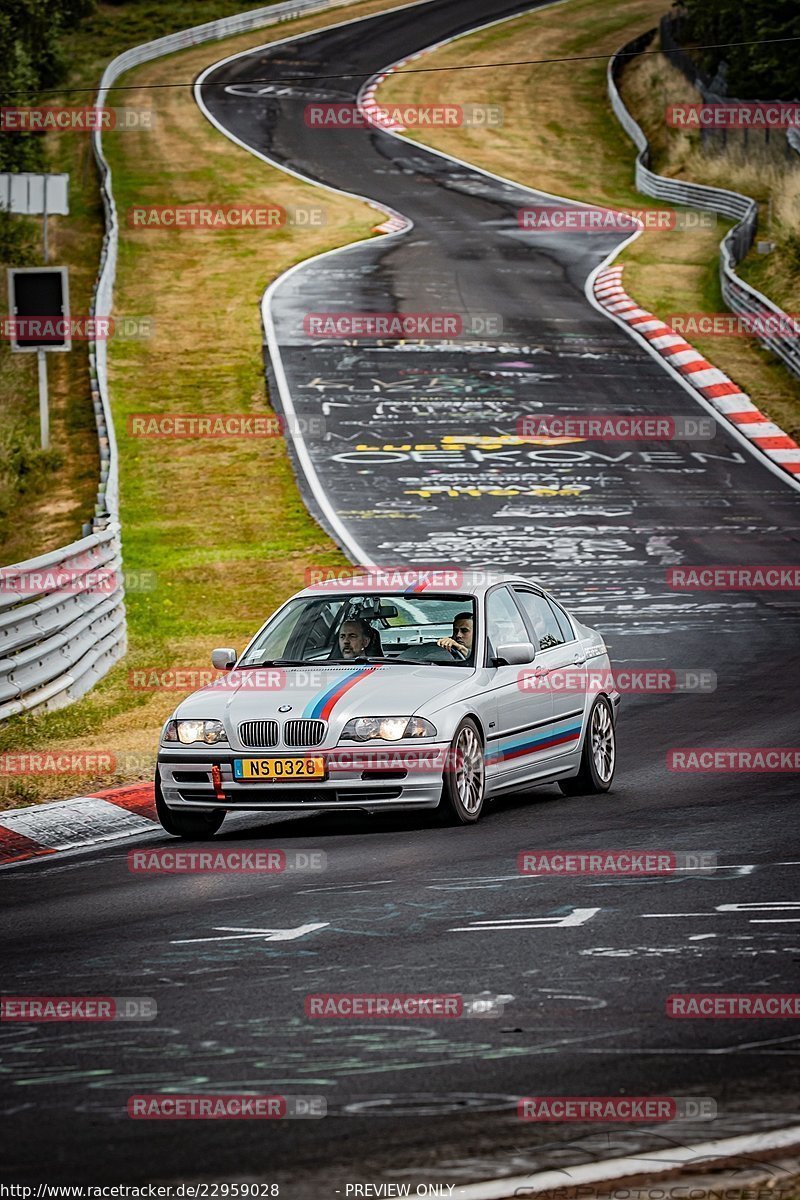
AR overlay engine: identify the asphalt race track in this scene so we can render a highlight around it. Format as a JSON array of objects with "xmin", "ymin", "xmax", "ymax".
[{"xmin": 2, "ymin": 0, "xmax": 799, "ymax": 1193}]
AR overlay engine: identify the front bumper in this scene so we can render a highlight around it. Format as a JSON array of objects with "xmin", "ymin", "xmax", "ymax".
[{"xmin": 157, "ymin": 744, "xmax": 450, "ymax": 811}]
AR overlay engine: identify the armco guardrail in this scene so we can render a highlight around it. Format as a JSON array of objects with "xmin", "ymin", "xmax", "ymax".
[
  {"xmin": 659, "ymin": 15, "xmax": 799, "ymax": 162},
  {"xmin": 91, "ymin": 0, "xmax": 361, "ymax": 518},
  {"xmin": 0, "ymin": 531, "xmax": 125, "ymax": 720},
  {"xmin": 1, "ymin": 0, "xmax": 359, "ymax": 722},
  {"xmin": 608, "ymin": 31, "xmax": 800, "ymax": 380}
]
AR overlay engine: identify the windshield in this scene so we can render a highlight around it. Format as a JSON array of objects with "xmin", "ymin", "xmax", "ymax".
[{"xmin": 238, "ymin": 594, "xmax": 477, "ymax": 667}]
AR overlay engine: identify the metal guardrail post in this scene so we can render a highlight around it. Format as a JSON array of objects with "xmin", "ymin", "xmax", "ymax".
[
  {"xmin": 608, "ymin": 32, "xmax": 800, "ymax": 380},
  {"xmin": 0, "ymin": 0, "xmax": 353, "ymax": 720}
]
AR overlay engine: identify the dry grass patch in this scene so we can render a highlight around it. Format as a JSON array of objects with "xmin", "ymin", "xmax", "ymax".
[
  {"xmin": 378, "ymin": 0, "xmax": 800, "ymax": 432},
  {"xmin": 0, "ymin": 0, "xmax": 420, "ymax": 809}
]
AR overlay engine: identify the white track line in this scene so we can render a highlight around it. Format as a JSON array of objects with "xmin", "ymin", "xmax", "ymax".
[
  {"xmin": 355, "ymin": 9, "xmax": 800, "ymax": 496},
  {"xmin": 193, "ymin": 15, "xmax": 800, "ymax": 1189},
  {"xmin": 194, "ymin": 0, "xmax": 611, "ymax": 566},
  {"xmin": 453, "ymin": 1125, "xmax": 800, "ymax": 1199},
  {"xmin": 585, "ymin": 257, "xmax": 800, "ymax": 495},
  {"xmin": 194, "ymin": 0, "xmax": 448, "ymax": 566}
]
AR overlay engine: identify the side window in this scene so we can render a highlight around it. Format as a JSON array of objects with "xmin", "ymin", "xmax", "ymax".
[
  {"xmin": 486, "ymin": 587, "xmax": 529, "ymax": 660},
  {"xmin": 546, "ymin": 597, "xmax": 574, "ymax": 643},
  {"xmin": 513, "ymin": 589, "xmax": 565, "ymax": 650}
]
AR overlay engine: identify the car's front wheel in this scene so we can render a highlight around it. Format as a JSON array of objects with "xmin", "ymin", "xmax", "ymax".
[
  {"xmin": 439, "ymin": 718, "xmax": 486, "ymax": 824},
  {"xmin": 155, "ymin": 773, "xmax": 225, "ymax": 839},
  {"xmin": 558, "ymin": 696, "xmax": 616, "ymax": 796}
]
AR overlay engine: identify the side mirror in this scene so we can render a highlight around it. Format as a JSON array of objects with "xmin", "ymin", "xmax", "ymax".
[
  {"xmin": 493, "ymin": 641, "xmax": 535, "ymax": 667},
  {"xmin": 211, "ymin": 647, "xmax": 237, "ymax": 670}
]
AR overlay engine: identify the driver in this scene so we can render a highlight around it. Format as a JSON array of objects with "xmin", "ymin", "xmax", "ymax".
[
  {"xmin": 437, "ymin": 612, "xmax": 473, "ymax": 660},
  {"xmin": 337, "ymin": 618, "xmax": 372, "ymax": 659}
]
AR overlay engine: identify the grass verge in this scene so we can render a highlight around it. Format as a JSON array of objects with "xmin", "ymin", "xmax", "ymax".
[
  {"xmin": 0, "ymin": 1, "xmax": 300, "ymax": 563},
  {"xmin": 0, "ymin": 0, "xmax": 413, "ymax": 810},
  {"xmin": 377, "ymin": 0, "xmax": 800, "ymax": 439}
]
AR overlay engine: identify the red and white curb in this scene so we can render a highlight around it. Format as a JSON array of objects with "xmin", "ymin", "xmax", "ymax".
[
  {"xmin": 360, "ymin": 48, "xmax": 431, "ymax": 134},
  {"xmin": 361, "ymin": 73, "xmax": 405, "ymax": 131},
  {"xmin": 360, "ymin": 50, "xmax": 431, "ymax": 233},
  {"xmin": 372, "ymin": 213, "xmax": 409, "ymax": 233},
  {"xmin": 0, "ymin": 783, "xmax": 157, "ymax": 867},
  {"xmin": 594, "ymin": 265, "xmax": 800, "ymax": 478}
]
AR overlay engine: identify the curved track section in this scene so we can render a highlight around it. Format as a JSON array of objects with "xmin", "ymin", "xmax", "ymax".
[
  {"xmin": 1, "ymin": 2, "xmax": 798, "ymax": 1193},
  {"xmin": 198, "ymin": 0, "xmax": 799, "ymax": 643}
]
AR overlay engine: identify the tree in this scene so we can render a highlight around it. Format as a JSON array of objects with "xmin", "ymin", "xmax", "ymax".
[
  {"xmin": 0, "ymin": 0, "xmax": 95, "ymax": 172},
  {"xmin": 672, "ymin": 0, "xmax": 800, "ymax": 97}
]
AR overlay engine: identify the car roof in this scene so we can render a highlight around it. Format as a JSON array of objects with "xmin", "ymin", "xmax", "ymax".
[{"xmin": 296, "ymin": 571, "xmax": 547, "ymax": 599}]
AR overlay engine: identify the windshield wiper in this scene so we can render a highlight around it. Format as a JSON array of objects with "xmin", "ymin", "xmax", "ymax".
[
  {"xmin": 350, "ymin": 656, "xmax": 420, "ymax": 665},
  {"xmin": 235, "ymin": 659, "xmax": 309, "ymax": 668}
]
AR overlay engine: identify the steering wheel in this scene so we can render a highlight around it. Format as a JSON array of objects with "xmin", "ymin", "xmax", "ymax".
[{"xmin": 390, "ymin": 642, "xmax": 462, "ymax": 664}]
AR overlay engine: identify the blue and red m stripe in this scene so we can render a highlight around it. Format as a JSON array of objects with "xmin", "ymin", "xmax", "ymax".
[
  {"xmin": 302, "ymin": 666, "xmax": 378, "ymax": 720},
  {"xmin": 485, "ymin": 721, "xmax": 582, "ymax": 766}
]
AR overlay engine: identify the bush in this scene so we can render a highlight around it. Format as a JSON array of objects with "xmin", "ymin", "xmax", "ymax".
[
  {"xmin": 672, "ymin": 0, "xmax": 800, "ymax": 99},
  {"xmin": 0, "ymin": 0, "xmax": 96, "ymax": 173}
]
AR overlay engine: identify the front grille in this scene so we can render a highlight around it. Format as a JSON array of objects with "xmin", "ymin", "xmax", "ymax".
[
  {"xmin": 284, "ymin": 719, "xmax": 326, "ymax": 747},
  {"xmin": 238, "ymin": 720, "xmax": 279, "ymax": 748}
]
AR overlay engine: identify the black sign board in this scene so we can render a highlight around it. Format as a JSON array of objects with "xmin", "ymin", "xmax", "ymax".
[{"xmin": 6, "ymin": 266, "xmax": 71, "ymax": 351}]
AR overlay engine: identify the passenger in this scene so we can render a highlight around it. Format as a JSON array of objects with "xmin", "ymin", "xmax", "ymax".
[{"xmin": 437, "ymin": 612, "xmax": 473, "ymax": 659}]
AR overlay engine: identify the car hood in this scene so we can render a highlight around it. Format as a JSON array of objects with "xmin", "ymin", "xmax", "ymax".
[{"xmin": 171, "ymin": 663, "xmax": 472, "ymax": 744}]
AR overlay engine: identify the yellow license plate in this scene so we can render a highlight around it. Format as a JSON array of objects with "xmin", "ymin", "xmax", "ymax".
[{"xmin": 234, "ymin": 756, "xmax": 326, "ymax": 781}]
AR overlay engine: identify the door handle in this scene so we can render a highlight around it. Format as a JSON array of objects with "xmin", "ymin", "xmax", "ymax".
[{"xmin": 573, "ymin": 654, "xmax": 586, "ymax": 666}]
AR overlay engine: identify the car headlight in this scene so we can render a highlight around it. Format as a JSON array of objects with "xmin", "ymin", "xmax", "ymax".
[
  {"xmin": 340, "ymin": 716, "xmax": 437, "ymax": 741},
  {"xmin": 163, "ymin": 719, "xmax": 228, "ymax": 745}
]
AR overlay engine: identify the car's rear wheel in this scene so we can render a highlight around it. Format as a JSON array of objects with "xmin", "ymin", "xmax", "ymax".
[
  {"xmin": 155, "ymin": 773, "xmax": 225, "ymax": 839},
  {"xmin": 439, "ymin": 718, "xmax": 485, "ymax": 824},
  {"xmin": 558, "ymin": 696, "xmax": 616, "ymax": 795}
]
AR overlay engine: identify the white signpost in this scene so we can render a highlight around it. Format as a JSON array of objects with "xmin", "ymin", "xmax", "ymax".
[{"xmin": 0, "ymin": 173, "xmax": 69, "ymax": 262}]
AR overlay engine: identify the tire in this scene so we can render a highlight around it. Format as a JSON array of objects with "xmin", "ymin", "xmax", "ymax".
[
  {"xmin": 558, "ymin": 696, "xmax": 616, "ymax": 796},
  {"xmin": 155, "ymin": 773, "xmax": 225, "ymax": 839},
  {"xmin": 439, "ymin": 718, "xmax": 486, "ymax": 824}
]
